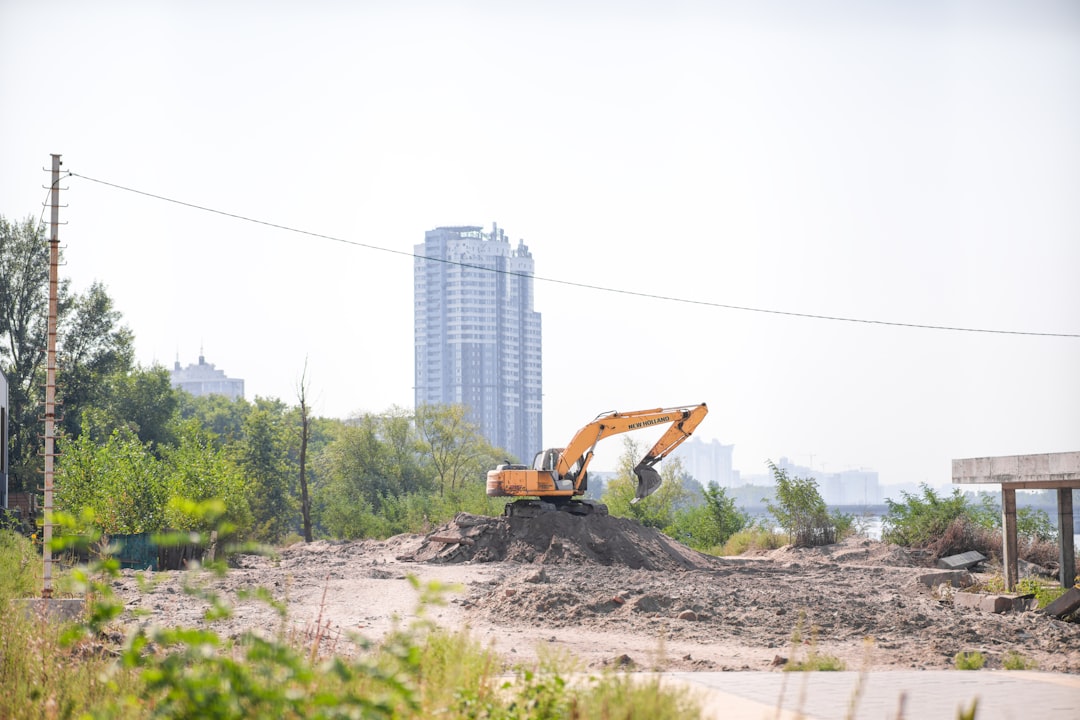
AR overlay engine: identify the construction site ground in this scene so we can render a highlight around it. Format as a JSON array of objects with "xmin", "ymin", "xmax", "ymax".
[{"xmin": 111, "ymin": 512, "xmax": 1080, "ymax": 675}]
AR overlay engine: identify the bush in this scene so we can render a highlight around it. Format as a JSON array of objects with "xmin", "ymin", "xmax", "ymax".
[
  {"xmin": 881, "ymin": 485, "xmax": 969, "ymax": 548},
  {"xmin": 954, "ymin": 651, "xmax": 986, "ymax": 670},
  {"xmin": 764, "ymin": 461, "xmax": 835, "ymax": 547},
  {"xmin": 666, "ymin": 483, "xmax": 748, "ymax": 552},
  {"xmin": 1002, "ymin": 651, "xmax": 1038, "ymax": 670},
  {"xmin": 718, "ymin": 521, "xmax": 784, "ymax": 556}
]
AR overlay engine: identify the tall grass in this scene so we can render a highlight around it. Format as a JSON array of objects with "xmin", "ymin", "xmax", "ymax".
[{"xmin": 0, "ymin": 523, "xmax": 701, "ymax": 719}]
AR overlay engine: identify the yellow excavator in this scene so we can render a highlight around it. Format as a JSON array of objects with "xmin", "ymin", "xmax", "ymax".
[{"xmin": 486, "ymin": 403, "xmax": 709, "ymax": 517}]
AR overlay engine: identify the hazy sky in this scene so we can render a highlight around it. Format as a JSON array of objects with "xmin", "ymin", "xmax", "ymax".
[{"xmin": 2, "ymin": 1, "xmax": 1078, "ymax": 485}]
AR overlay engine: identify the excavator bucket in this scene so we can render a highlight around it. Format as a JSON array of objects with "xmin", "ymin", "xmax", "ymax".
[{"xmin": 631, "ymin": 462, "xmax": 663, "ymax": 504}]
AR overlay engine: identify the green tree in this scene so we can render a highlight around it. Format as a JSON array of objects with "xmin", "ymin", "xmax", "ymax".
[
  {"xmin": 178, "ymin": 392, "xmax": 252, "ymax": 445},
  {"xmin": 56, "ymin": 427, "xmax": 166, "ymax": 535},
  {"xmin": 236, "ymin": 399, "xmax": 295, "ymax": 542},
  {"xmin": 602, "ymin": 438, "xmax": 689, "ymax": 528},
  {"xmin": 0, "ymin": 215, "xmax": 52, "ymax": 491},
  {"xmin": 667, "ymin": 482, "xmax": 749, "ymax": 550},
  {"xmin": 415, "ymin": 403, "xmax": 503, "ymax": 496},
  {"xmin": 77, "ymin": 365, "xmax": 179, "ymax": 450},
  {"xmin": 57, "ymin": 282, "xmax": 136, "ymax": 437},
  {"xmin": 765, "ymin": 460, "xmax": 836, "ymax": 547},
  {"xmin": 0, "ymin": 215, "xmax": 139, "ymax": 491},
  {"xmin": 161, "ymin": 421, "xmax": 251, "ymax": 535}
]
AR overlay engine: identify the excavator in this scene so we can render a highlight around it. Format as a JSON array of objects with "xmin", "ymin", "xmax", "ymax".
[{"xmin": 486, "ymin": 403, "xmax": 708, "ymax": 517}]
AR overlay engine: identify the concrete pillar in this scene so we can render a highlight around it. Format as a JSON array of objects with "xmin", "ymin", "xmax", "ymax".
[
  {"xmin": 1059, "ymin": 488, "xmax": 1076, "ymax": 588},
  {"xmin": 1002, "ymin": 487, "xmax": 1018, "ymax": 591}
]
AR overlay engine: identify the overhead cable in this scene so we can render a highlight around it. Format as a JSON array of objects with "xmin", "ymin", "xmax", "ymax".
[{"xmin": 67, "ymin": 171, "xmax": 1080, "ymax": 339}]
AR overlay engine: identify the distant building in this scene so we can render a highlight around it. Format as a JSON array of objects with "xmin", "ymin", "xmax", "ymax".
[
  {"xmin": 1, "ymin": 369, "xmax": 8, "ymax": 509},
  {"xmin": 768, "ymin": 456, "xmax": 882, "ymax": 506},
  {"xmin": 414, "ymin": 223, "xmax": 542, "ymax": 464},
  {"xmin": 170, "ymin": 353, "xmax": 244, "ymax": 400},
  {"xmin": 673, "ymin": 437, "xmax": 737, "ymax": 487}
]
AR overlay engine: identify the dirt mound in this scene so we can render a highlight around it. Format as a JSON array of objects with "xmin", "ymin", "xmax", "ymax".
[
  {"xmin": 761, "ymin": 536, "xmax": 920, "ymax": 567},
  {"xmin": 397, "ymin": 511, "xmax": 719, "ymax": 572}
]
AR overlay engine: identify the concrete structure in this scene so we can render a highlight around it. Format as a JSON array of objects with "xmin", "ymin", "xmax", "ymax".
[
  {"xmin": 953, "ymin": 452, "xmax": 1079, "ymax": 590},
  {"xmin": 170, "ymin": 353, "xmax": 244, "ymax": 400},
  {"xmin": 414, "ymin": 224, "xmax": 542, "ymax": 465},
  {"xmin": 0, "ymin": 369, "xmax": 7, "ymax": 510}
]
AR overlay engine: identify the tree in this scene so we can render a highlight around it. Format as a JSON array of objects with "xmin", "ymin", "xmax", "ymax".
[
  {"xmin": 414, "ymin": 404, "xmax": 502, "ymax": 496},
  {"xmin": 667, "ymin": 483, "xmax": 749, "ymax": 551},
  {"xmin": 0, "ymin": 215, "xmax": 138, "ymax": 491},
  {"xmin": 177, "ymin": 392, "xmax": 251, "ymax": 445},
  {"xmin": 602, "ymin": 437, "xmax": 689, "ymax": 528},
  {"xmin": 295, "ymin": 362, "xmax": 313, "ymax": 542},
  {"xmin": 56, "ymin": 427, "xmax": 166, "ymax": 535},
  {"xmin": 0, "ymin": 215, "xmax": 51, "ymax": 491},
  {"xmin": 765, "ymin": 460, "xmax": 836, "ymax": 547},
  {"xmin": 77, "ymin": 366, "xmax": 179, "ymax": 450},
  {"xmin": 57, "ymin": 282, "xmax": 136, "ymax": 438},
  {"xmin": 236, "ymin": 399, "xmax": 295, "ymax": 542},
  {"xmin": 161, "ymin": 421, "xmax": 251, "ymax": 535}
]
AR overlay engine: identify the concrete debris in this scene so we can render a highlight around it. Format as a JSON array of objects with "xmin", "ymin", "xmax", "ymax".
[
  {"xmin": 954, "ymin": 592, "xmax": 1037, "ymax": 614},
  {"xmin": 1041, "ymin": 587, "xmax": 1080, "ymax": 619},
  {"xmin": 917, "ymin": 570, "xmax": 975, "ymax": 589},
  {"xmin": 936, "ymin": 551, "xmax": 987, "ymax": 571}
]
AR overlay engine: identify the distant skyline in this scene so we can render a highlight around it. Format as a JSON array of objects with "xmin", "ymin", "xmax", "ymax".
[{"xmin": 2, "ymin": 1, "xmax": 1077, "ymax": 486}]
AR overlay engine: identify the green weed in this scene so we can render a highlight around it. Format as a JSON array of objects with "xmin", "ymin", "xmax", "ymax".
[
  {"xmin": 1001, "ymin": 651, "xmax": 1038, "ymax": 671},
  {"xmin": 954, "ymin": 651, "xmax": 986, "ymax": 670}
]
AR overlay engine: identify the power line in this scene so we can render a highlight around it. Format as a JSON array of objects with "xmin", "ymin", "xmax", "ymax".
[{"xmin": 67, "ymin": 171, "xmax": 1080, "ymax": 339}]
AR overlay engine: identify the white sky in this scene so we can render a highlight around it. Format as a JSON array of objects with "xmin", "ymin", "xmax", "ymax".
[{"xmin": 2, "ymin": 1, "xmax": 1078, "ymax": 485}]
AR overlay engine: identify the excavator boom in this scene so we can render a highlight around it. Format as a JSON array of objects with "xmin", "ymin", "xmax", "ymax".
[{"xmin": 487, "ymin": 403, "xmax": 708, "ymax": 513}]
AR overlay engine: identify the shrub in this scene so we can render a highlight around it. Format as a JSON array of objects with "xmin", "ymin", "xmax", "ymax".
[
  {"xmin": 1015, "ymin": 578, "xmax": 1068, "ymax": 610},
  {"xmin": 1002, "ymin": 651, "xmax": 1038, "ymax": 670},
  {"xmin": 666, "ymin": 483, "xmax": 749, "ymax": 551},
  {"xmin": 764, "ymin": 461, "xmax": 835, "ymax": 547},
  {"xmin": 954, "ymin": 651, "xmax": 986, "ymax": 670},
  {"xmin": 882, "ymin": 484, "xmax": 970, "ymax": 548},
  {"xmin": 718, "ymin": 521, "xmax": 784, "ymax": 556}
]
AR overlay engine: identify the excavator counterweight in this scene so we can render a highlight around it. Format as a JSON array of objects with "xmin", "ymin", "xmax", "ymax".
[{"xmin": 486, "ymin": 403, "xmax": 708, "ymax": 517}]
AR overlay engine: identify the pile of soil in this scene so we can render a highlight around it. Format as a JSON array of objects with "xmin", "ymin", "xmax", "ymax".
[{"xmin": 397, "ymin": 511, "xmax": 717, "ymax": 571}]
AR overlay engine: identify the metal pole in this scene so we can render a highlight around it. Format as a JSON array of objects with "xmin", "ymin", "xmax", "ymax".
[{"xmin": 42, "ymin": 153, "xmax": 61, "ymax": 599}]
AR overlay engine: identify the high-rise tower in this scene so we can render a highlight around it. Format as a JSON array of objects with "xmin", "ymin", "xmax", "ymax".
[{"xmin": 414, "ymin": 224, "xmax": 542, "ymax": 464}]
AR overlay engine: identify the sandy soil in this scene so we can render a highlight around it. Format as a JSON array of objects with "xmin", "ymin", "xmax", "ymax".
[{"xmin": 110, "ymin": 512, "xmax": 1080, "ymax": 674}]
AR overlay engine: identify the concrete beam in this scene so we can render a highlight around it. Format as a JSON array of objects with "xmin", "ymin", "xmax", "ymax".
[{"xmin": 952, "ymin": 451, "xmax": 1080, "ymax": 485}]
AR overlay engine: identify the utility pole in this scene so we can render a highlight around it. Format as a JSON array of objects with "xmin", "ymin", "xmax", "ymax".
[{"xmin": 42, "ymin": 153, "xmax": 62, "ymax": 598}]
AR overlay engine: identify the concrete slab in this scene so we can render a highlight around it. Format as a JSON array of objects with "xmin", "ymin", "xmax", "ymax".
[
  {"xmin": 936, "ymin": 551, "xmax": 986, "ymax": 570},
  {"xmin": 917, "ymin": 570, "xmax": 975, "ymax": 588},
  {"xmin": 18, "ymin": 597, "xmax": 85, "ymax": 622}
]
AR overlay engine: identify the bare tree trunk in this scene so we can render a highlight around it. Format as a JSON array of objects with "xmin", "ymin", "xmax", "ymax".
[{"xmin": 297, "ymin": 361, "xmax": 313, "ymax": 543}]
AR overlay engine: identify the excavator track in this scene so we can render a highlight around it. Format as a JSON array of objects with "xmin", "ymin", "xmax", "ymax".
[{"xmin": 503, "ymin": 499, "xmax": 609, "ymax": 518}]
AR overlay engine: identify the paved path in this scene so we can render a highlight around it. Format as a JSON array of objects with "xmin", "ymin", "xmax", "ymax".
[{"xmin": 663, "ymin": 670, "xmax": 1080, "ymax": 720}]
